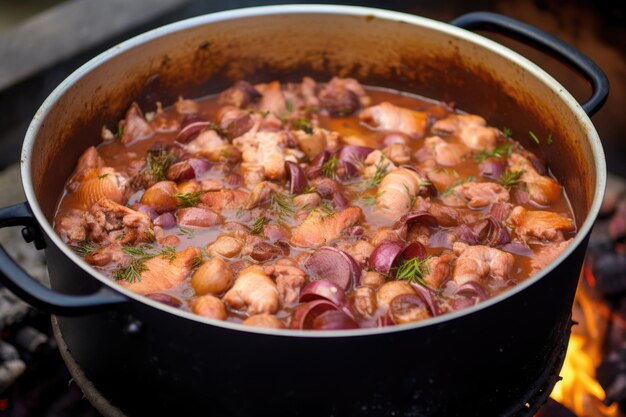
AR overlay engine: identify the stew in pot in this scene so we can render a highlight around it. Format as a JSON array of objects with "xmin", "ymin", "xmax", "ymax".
[{"xmin": 53, "ymin": 77, "xmax": 576, "ymax": 330}]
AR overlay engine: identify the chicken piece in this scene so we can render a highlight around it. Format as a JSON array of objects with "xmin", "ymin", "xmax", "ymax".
[
  {"xmin": 68, "ymin": 146, "xmax": 104, "ymax": 190},
  {"xmin": 150, "ymin": 102, "xmax": 181, "ymax": 133},
  {"xmin": 200, "ymin": 189, "xmax": 249, "ymax": 212},
  {"xmin": 176, "ymin": 207, "xmax": 222, "ymax": 227},
  {"xmin": 382, "ymin": 143, "xmax": 412, "ymax": 165},
  {"xmin": 71, "ymin": 167, "xmax": 127, "ymax": 211},
  {"xmin": 240, "ymin": 163, "xmax": 265, "ymax": 188},
  {"xmin": 442, "ymin": 182, "xmax": 510, "ymax": 209},
  {"xmin": 362, "ymin": 150, "xmax": 396, "ymax": 180},
  {"xmin": 206, "ymin": 235, "xmax": 244, "ymax": 258},
  {"xmin": 300, "ymin": 76, "xmax": 319, "ymax": 107},
  {"xmin": 256, "ymin": 81, "xmax": 287, "ymax": 116},
  {"xmin": 218, "ymin": 81, "xmax": 261, "ymax": 108},
  {"xmin": 352, "ymin": 286, "xmax": 377, "ymax": 318},
  {"xmin": 508, "ymin": 153, "xmax": 561, "ymax": 206},
  {"xmin": 318, "ymin": 77, "xmax": 369, "ymax": 116},
  {"xmin": 336, "ymin": 240, "xmax": 374, "ymax": 266},
  {"xmin": 293, "ymin": 193, "xmax": 321, "ymax": 209},
  {"xmin": 509, "ymin": 206, "xmax": 575, "ymax": 242},
  {"xmin": 361, "ymin": 271, "xmax": 385, "ymax": 289},
  {"xmin": 265, "ymin": 259, "xmax": 307, "ymax": 306},
  {"xmin": 243, "ymin": 314, "xmax": 285, "ymax": 329},
  {"xmin": 233, "ymin": 130, "xmax": 288, "ymax": 180},
  {"xmin": 184, "ymin": 129, "xmax": 238, "ymax": 163},
  {"xmin": 216, "ymin": 106, "xmax": 255, "ymax": 140},
  {"xmin": 529, "ymin": 239, "xmax": 573, "ymax": 274},
  {"xmin": 290, "ymin": 207, "xmax": 363, "ymax": 248},
  {"xmin": 190, "ymin": 295, "xmax": 227, "ymax": 320},
  {"xmin": 423, "ymin": 252, "xmax": 453, "ymax": 288},
  {"xmin": 292, "ymin": 127, "xmax": 340, "ymax": 158},
  {"xmin": 453, "ymin": 242, "xmax": 514, "ymax": 285},
  {"xmin": 244, "ymin": 181, "xmax": 280, "ymax": 209},
  {"xmin": 174, "ymin": 98, "xmax": 199, "ymax": 115},
  {"xmin": 376, "ymin": 281, "xmax": 416, "ymax": 310},
  {"xmin": 371, "ymin": 228, "xmax": 403, "ymax": 246},
  {"xmin": 360, "ymin": 102, "xmax": 429, "ymax": 138},
  {"xmin": 85, "ymin": 243, "xmax": 126, "ymax": 267},
  {"xmin": 223, "ymin": 266, "xmax": 280, "ymax": 314},
  {"xmin": 121, "ymin": 102, "xmax": 154, "ymax": 145},
  {"xmin": 191, "ymin": 257, "xmax": 234, "ymax": 295},
  {"xmin": 118, "ymin": 246, "xmax": 201, "ymax": 295},
  {"xmin": 376, "ymin": 168, "xmax": 424, "ymax": 219},
  {"xmin": 55, "ymin": 209, "xmax": 87, "ymax": 243},
  {"xmin": 413, "ymin": 197, "xmax": 482, "ymax": 227},
  {"xmin": 423, "ymin": 136, "xmax": 464, "ymax": 166},
  {"xmin": 83, "ymin": 198, "xmax": 153, "ymax": 245},
  {"xmin": 433, "ymin": 114, "xmax": 497, "ymax": 151}
]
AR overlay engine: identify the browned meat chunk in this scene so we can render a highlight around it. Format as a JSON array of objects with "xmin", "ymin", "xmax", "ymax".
[
  {"xmin": 318, "ymin": 77, "xmax": 368, "ymax": 116},
  {"xmin": 376, "ymin": 281, "xmax": 416, "ymax": 311},
  {"xmin": 290, "ymin": 207, "xmax": 363, "ymax": 248},
  {"xmin": 121, "ymin": 102, "xmax": 154, "ymax": 145},
  {"xmin": 68, "ymin": 146, "xmax": 104, "ymax": 189},
  {"xmin": 360, "ymin": 102, "xmax": 429, "ymax": 138},
  {"xmin": 414, "ymin": 197, "xmax": 481, "ymax": 227},
  {"xmin": 453, "ymin": 242, "xmax": 513, "ymax": 285},
  {"xmin": 243, "ymin": 314, "xmax": 285, "ymax": 329},
  {"xmin": 529, "ymin": 239, "xmax": 573, "ymax": 274},
  {"xmin": 84, "ymin": 198, "xmax": 153, "ymax": 245},
  {"xmin": 423, "ymin": 252, "xmax": 453, "ymax": 288},
  {"xmin": 218, "ymin": 81, "xmax": 261, "ymax": 108},
  {"xmin": 233, "ymin": 130, "xmax": 288, "ymax": 180},
  {"xmin": 265, "ymin": 259, "xmax": 307, "ymax": 306},
  {"xmin": 223, "ymin": 266, "xmax": 280, "ymax": 314},
  {"xmin": 200, "ymin": 189, "xmax": 249, "ymax": 212},
  {"xmin": 55, "ymin": 209, "xmax": 87, "ymax": 243},
  {"xmin": 423, "ymin": 136, "xmax": 464, "ymax": 166},
  {"xmin": 508, "ymin": 153, "xmax": 561, "ymax": 206},
  {"xmin": 376, "ymin": 168, "xmax": 424, "ymax": 219},
  {"xmin": 433, "ymin": 114, "xmax": 497, "ymax": 151},
  {"xmin": 256, "ymin": 81, "xmax": 287, "ymax": 116},
  {"xmin": 441, "ymin": 182, "xmax": 510, "ymax": 209},
  {"xmin": 509, "ymin": 206, "xmax": 575, "ymax": 242}
]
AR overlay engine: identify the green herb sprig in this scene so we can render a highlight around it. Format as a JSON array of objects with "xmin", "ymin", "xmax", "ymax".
[
  {"xmin": 250, "ymin": 216, "xmax": 270, "ymax": 235},
  {"xmin": 499, "ymin": 170, "xmax": 524, "ymax": 190},
  {"xmin": 175, "ymin": 191, "xmax": 204, "ymax": 208},
  {"xmin": 395, "ymin": 256, "xmax": 431, "ymax": 286},
  {"xmin": 365, "ymin": 155, "xmax": 388, "ymax": 189},
  {"xmin": 321, "ymin": 155, "xmax": 339, "ymax": 179},
  {"xmin": 141, "ymin": 149, "xmax": 176, "ymax": 183},
  {"xmin": 441, "ymin": 176, "xmax": 475, "ymax": 197},
  {"xmin": 270, "ymin": 192, "xmax": 295, "ymax": 222},
  {"xmin": 72, "ymin": 241, "xmax": 100, "ymax": 257},
  {"xmin": 472, "ymin": 144, "xmax": 512, "ymax": 162}
]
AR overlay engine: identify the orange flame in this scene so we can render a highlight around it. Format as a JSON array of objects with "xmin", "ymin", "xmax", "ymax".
[{"xmin": 550, "ymin": 265, "xmax": 620, "ymax": 417}]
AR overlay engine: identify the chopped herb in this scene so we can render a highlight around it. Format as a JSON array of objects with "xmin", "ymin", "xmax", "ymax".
[
  {"xmin": 529, "ymin": 131, "xmax": 540, "ymax": 144},
  {"xmin": 336, "ymin": 106, "xmax": 354, "ymax": 117},
  {"xmin": 72, "ymin": 241, "xmax": 100, "ymax": 257},
  {"xmin": 259, "ymin": 110, "xmax": 270, "ymax": 118},
  {"xmin": 250, "ymin": 216, "xmax": 270, "ymax": 235},
  {"xmin": 235, "ymin": 206, "xmax": 245, "ymax": 218},
  {"xmin": 322, "ymin": 155, "xmax": 339, "ymax": 179},
  {"xmin": 365, "ymin": 155, "xmax": 388, "ymax": 189},
  {"xmin": 175, "ymin": 191, "xmax": 204, "ymax": 208},
  {"xmin": 503, "ymin": 127, "xmax": 512, "ymax": 137},
  {"xmin": 302, "ymin": 185, "xmax": 317, "ymax": 194},
  {"xmin": 141, "ymin": 149, "xmax": 176, "ymax": 183},
  {"xmin": 547, "ymin": 133, "xmax": 553, "ymax": 144},
  {"xmin": 358, "ymin": 191, "xmax": 383, "ymax": 207},
  {"xmin": 499, "ymin": 170, "xmax": 524, "ymax": 190},
  {"xmin": 419, "ymin": 180, "xmax": 432, "ymax": 187},
  {"xmin": 97, "ymin": 173, "xmax": 109, "ymax": 180},
  {"xmin": 278, "ymin": 99, "xmax": 294, "ymax": 122},
  {"xmin": 442, "ymin": 176, "xmax": 475, "ymax": 197},
  {"xmin": 122, "ymin": 243, "xmax": 154, "ymax": 258},
  {"xmin": 472, "ymin": 144, "xmax": 512, "ymax": 162},
  {"xmin": 114, "ymin": 258, "xmax": 147, "ymax": 283},
  {"xmin": 190, "ymin": 254, "xmax": 204, "ymax": 269},
  {"xmin": 116, "ymin": 231, "xmax": 127, "ymax": 241},
  {"xmin": 159, "ymin": 246, "xmax": 177, "ymax": 263},
  {"xmin": 313, "ymin": 200, "xmax": 336, "ymax": 218},
  {"xmin": 301, "ymin": 105, "xmax": 319, "ymax": 114},
  {"xmin": 285, "ymin": 99, "xmax": 293, "ymax": 113},
  {"xmin": 145, "ymin": 228, "xmax": 156, "ymax": 242},
  {"xmin": 395, "ymin": 256, "xmax": 431, "ymax": 286},
  {"xmin": 117, "ymin": 124, "xmax": 124, "ymax": 138},
  {"xmin": 292, "ymin": 117, "xmax": 313, "ymax": 134},
  {"xmin": 402, "ymin": 183, "xmax": 418, "ymax": 209},
  {"xmin": 270, "ymin": 192, "xmax": 295, "ymax": 222},
  {"xmin": 178, "ymin": 227, "xmax": 195, "ymax": 238}
]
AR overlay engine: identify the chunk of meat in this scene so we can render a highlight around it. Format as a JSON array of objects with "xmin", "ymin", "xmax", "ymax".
[
  {"xmin": 190, "ymin": 295, "xmax": 227, "ymax": 320},
  {"xmin": 71, "ymin": 167, "xmax": 127, "ymax": 211},
  {"xmin": 299, "ymin": 76, "xmax": 319, "ymax": 107},
  {"xmin": 265, "ymin": 259, "xmax": 307, "ymax": 306},
  {"xmin": 361, "ymin": 271, "xmax": 385, "ymax": 289},
  {"xmin": 150, "ymin": 102, "xmax": 181, "ymax": 132},
  {"xmin": 360, "ymin": 102, "xmax": 429, "ymax": 138},
  {"xmin": 174, "ymin": 98, "xmax": 199, "ymax": 115},
  {"xmin": 55, "ymin": 209, "xmax": 87, "ymax": 243},
  {"xmin": 508, "ymin": 153, "xmax": 561, "ymax": 206},
  {"xmin": 318, "ymin": 77, "xmax": 368, "ymax": 116},
  {"xmin": 176, "ymin": 207, "xmax": 222, "ymax": 227},
  {"xmin": 243, "ymin": 314, "xmax": 285, "ymax": 329},
  {"xmin": 200, "ymin": 189, "xmax": 249, "ymax": 212},
  {"xmin": 184, "ymin": 129, "xmax": 238, "ymax": 163},
  {"xmin": 529, "ymin": 239, "xmax": 573, "ymax": 274},
  {"xmin": 414, "ymin": 197, "xmax": 482, "ymax": 227},
  {"xmin": 83, "ymin": 198, "xmax": 153, "ymax": 245},
  {"xmin": 352, "ymin": 286, "xmax": 377, "ymax": 318},
  {"xmin": 118, "ymin": 246, "xmax": 201, "ymax": 295},
  {"xmin": 85, "ymin": 243, "xmax": 126, "ymax": 267},
  {"xmin": 290, "ymin": 207, "xmax": 363, "ymax": 248},
  {"xmin": 244, "ymin": 181, "xmax": 280, "ymax": 209},
  {"xmin": 216, "ymin": 106, "xmax": 255, "ymax": 140},
  {"xmin": 219, "ymin": 81, "xmax": 261, "ymax": 108},
  {"xmin": 362, "ymin": 150, "xmax": 396, "ymax": 180},
  {"xmin": 292, "ymin": 127, "xmax": 340, "ymax": 158},
  {"xmin": 423, "ymin": 252, "xmax": 453, "ymax": 288},
  {"xmin": 509, "ymin": 206, "xmax": 575, "ymax": 242},
  {"xmin": 223, "ymin": 266, "xmax": 280, "ymax": 314},
  {"xmin": 233, "ymin": 130, "xmax": 288, "ymax": 180},
  {"xmin": 376, "ymin": 168, "xmax": 424, "ymax": 219},
  {"xmin": 121, "ymin": 102, "xmax": 154, "ymax": 145},
  {"xmin": 256, "ymin": 81, "xmax": 287, "ymax": 116},
  {"xmin": 336, "ymin": 239, "xmax": 374, "ymax": 266},
  {"xmin": 442, "ymin": 182, "xmax": 510, "ymax": 209},
  {"xmin": 293, "ymin": 193, "xmax": 321, "ymax": 209},
  {"xmin": 423, "ymin": 136, "xmax": 464, "ymax": 166},
  {"xmin": 433, "ymin": 114, "xmax": 497, "ymax": 151},
  {"xmin": 453, "ymin": 242, "xmax": 514, "ymax": 285},
  {"xmin": 68, "ymin": 146, "xmax": 104, "ymax": 189},
  {"xmin": 382, "ymin": 143, "xmax": 412, "ymax": 165}
]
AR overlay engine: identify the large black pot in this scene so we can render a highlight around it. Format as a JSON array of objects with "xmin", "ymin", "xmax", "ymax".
[{"xmin": 0, "ymin": 6, "xmax": 608, "ymax": 416}]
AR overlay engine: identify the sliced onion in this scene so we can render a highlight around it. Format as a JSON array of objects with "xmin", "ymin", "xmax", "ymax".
[
  {"xmin": 489, "ymin": 202, "xmax": 510, "ymax": 222},
  {"xmin": 305, "ymin": 150, "xmax": 331, "ymax": 179},
  {"xmin": 187, "ymin": 158, "xmax": 210, "ymax": 177},
  {"xmin": 145, "ymin": 293, "xmax": 182, "ymax": 308},
  {"xmin": 154, "ymin": 212, "xmax": 176, "ymax": 229},
  {"xmin": 392, "ymin": 210, "xmax": 438, "ymax": 234},
  {"xmin": 501, "ymin": 241, "xmax": 533, "ymax": 256},
  {"xmin": 472, "ymin": 218, "xmax": 510, "ymax": 246},
  {"xmin": 312, "ymin": 310, "xmax": 359, "ymax": 330},
  {"xmin": 454, "ymin": 282, "xmax": 490, "ymax": 302},
  {"xmin": 290, "ymin": 300, "xmax": 338, "ymax": 330},
  {"xmin": 369, "ymin": 240, "xmax": 405, "ymax": 274},
  {"xmin": 285, "ymin": 161, "xmax": 308, "ymax": 194},
  {"xmin": 452, "ymin": 224, "xmax": 478, "ymax": 244},
  {"xmin": 413, "ymin": 147, "xmax": 432, "ymax": 162},
  {"xmin": 451, "ymin": 297, "xmax": 476, "ymax": 311},
  {"xmin": 389, "ymin": 294, "xmax": 431, "ymax": 324},
  {"xmin": 313, "ymin": 178, "xmax": 350, "ymax": 210},
  {"xmin": 300, "ymin": 280, "xmax": 347, "ymax": 307},
  {"xmin": 511, "ymin": 188, "xmax": 530, "ymax": 205},
  {"xmin": 410, "ymin": 284, "xmax": 441, "ymax": 316},
  {"xmin": 338, "ymin": 145, "xmax": 374, "ymax": 177},
  {"xmin": 527, "ymin": 153, "xmax": 548, "ymax": 176},
  {"xmin": 429, "ymin": 231, "xmax": 453, "ymax": 249},
  {"xmin": 176, "ymin": 118, "xmax": 210, "ymax": 143},
  {"xmin": 479, "ymin": 160, "xmax": 506, "ymax": 180},
  {"xmin": 136, "ymin": 204, "xmax": 158, "ymax": 220},
  {"xmin": 400, "ymin": 165, "xmax": 438, "ymax": 197},
  {"xmin": 400, "ymin": 242, "xmax": 427, "ymax": 262},
  {"xmin": 305, "ymin": 247, "xmax": 361, "ymax": 290}
]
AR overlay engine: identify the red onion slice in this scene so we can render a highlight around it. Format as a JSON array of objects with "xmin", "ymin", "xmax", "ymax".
[
  {"xmin": 410, "ymin": 284, "xmax": 441, "ymax": 316},
  {"xmin": 393, "ymin": 210, "xmax": 438, "ymax": 232},
  {"xmin": 338, "ymin": 146, "xmax": 374, "ymax": 177},
  {"xmin": 501, "ymin": 241, "xmax": 533, "ymax": 256},
  {"xmin": 305, "ymin": 247, "xmax": 361, "ymax": 290},
  {"xmin": 472, "ymin": 218, "xmax": 510, "ymax": 247},
  {"xmin": 290, "ymin": 300, "xmax": 338, "ymax": 330},
  {"xmin": 454, "ymin": 282, "xmax": 490, "ymax": 302},
  {"xmin": 312, "ymin": 310, "xmax": 359, "ymax": 330},
  {"xmin": 489, "ymin": 202, "xmax": 511, "ymax": 222},
  {"xmin": 479, "ymin": 160, "xmax": 506, "ymax": 180},
  {"xmin": 452, "ymin": 224, "xmax": 478, "ymax": 244},
  {"xmin": 429, "ymin": 231, "xmax": 453, "ymax": 249},
  {"xmin": 400, "ymin": 242, "xmax": 428, "ymax": 262},
  {"xmin": 136, "ymin": 204, "xmax": 158, "ymax": 220},
  {"xmin": 154, "ymin": 212, "xmax": 177, "ymax": 229},
  {"xmin": 176, "ymin": 118, "xmax": 211, "ymax": 143},
  {"xmin": 300, "ymin": 280, "xmax": 347, "ymax": 307},
  {"xmin": 285, "ymin": 161, "xmax": 308, "ymax": 194},
  {"xmin": 369, "ymin": 240, "xmax": 405, "ymax": 275},
  {"xmin": 145, "ymin": 293, "xmax": 182, "ymax": 308},
  {"xmin": 305, "ymin": 150, "xmax": 331, "ymax": 179}
]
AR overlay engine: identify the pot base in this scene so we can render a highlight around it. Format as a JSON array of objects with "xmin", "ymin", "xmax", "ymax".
[{"xmin": 51, "ymin": 315, "xmax": 571, "ymax": 417}]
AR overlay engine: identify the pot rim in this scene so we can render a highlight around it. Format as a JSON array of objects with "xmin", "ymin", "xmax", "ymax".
[{"xmin": 20, "ymin": 4, "xmax": 606, "ymax": 338}]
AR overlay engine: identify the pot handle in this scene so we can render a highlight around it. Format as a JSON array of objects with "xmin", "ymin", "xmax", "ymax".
[
  {"xmin": 0, "ymin": 201, "xmax": 128, "ymax": 315},
  {"xmin": 450, "ymin": 12, "xmax": 609, "ymax": 116}
]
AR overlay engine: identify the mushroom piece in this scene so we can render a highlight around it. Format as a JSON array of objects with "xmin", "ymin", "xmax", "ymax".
[
  {"xmin": 191, "ymin": 257, "xmax": 234, "ymax": 295},
  {"xmin": 190, "ymin": 295, "xmax": 227, "ymax": 320}
]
